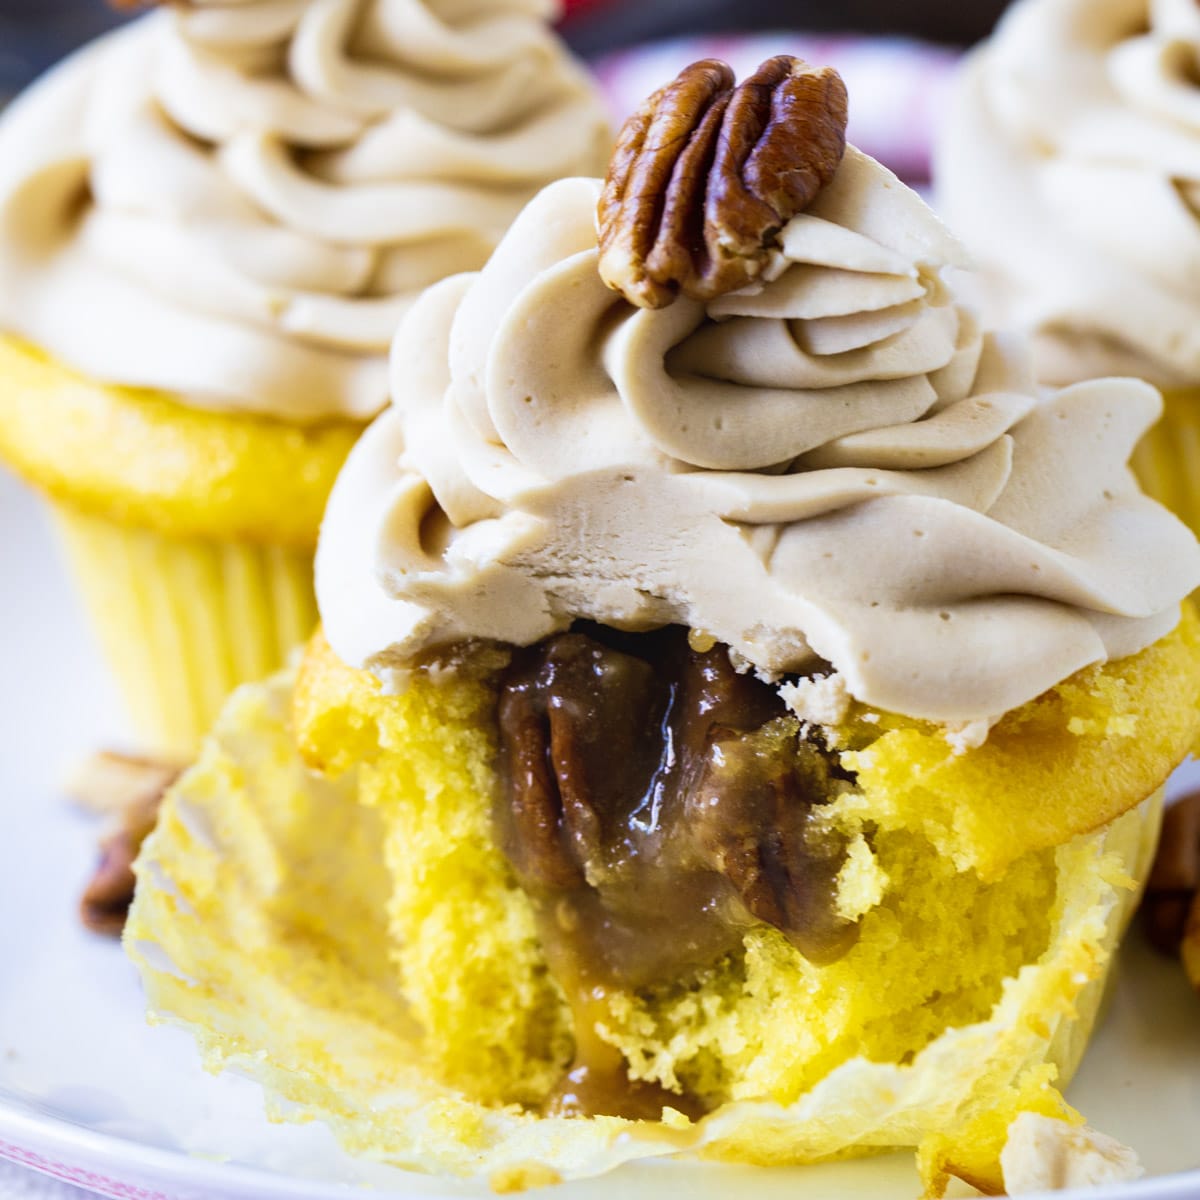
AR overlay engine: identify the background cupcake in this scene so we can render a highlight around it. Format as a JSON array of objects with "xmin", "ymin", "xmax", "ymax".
[
  {"xmin": 937, "ymin": 0, "xmax": 1200, "ymax": 535},
  {"xmin": 128, "ymin": 58, "xmax": 1200, "ymax": 1195},
  {"xmin": 0, "ymin": 0, "xmax": 610, "ymax": 758}
]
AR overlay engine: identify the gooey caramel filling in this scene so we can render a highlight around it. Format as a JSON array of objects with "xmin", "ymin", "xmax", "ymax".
[{"xmin": 494, "ymin": 625, "xmax": 859, "ymax": 1119}]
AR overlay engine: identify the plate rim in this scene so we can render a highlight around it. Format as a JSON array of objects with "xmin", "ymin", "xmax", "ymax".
[
  {"xmin": 3, "ymin": 1089, "xmax": 1200, "ymax": 1200},
  {"xmin": 0, "ymin": 1095, "xmax": 397, "ymax": 1200}
]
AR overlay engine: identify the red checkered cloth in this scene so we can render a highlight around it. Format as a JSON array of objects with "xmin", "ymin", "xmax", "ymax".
[{"xmin": 591, "ymin": 33, "xmax": 959, "ymax": 184}]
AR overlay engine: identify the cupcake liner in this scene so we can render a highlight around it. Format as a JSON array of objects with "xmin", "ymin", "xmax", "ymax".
[
  {"xmin": 1132, "ymin": 387, "xmax": 1200, "ymax": 538},
  {"xmin": 127, "ymin": 661, "xmax": 1162, "ymax": 1193},
  {"xmin": 1046, "ymin": 786, "xmax": 1162, "ymax": 1090},
  {"xmin": 51, "ymin": 500, "xmax": 316, "ymax": 759}
]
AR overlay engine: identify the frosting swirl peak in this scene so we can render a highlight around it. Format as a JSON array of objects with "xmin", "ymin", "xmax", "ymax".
[
  {"xmin": 317, "ymin": 152, "xmax": 1200, "ymax": 724},
  {"xmin": 0, "ymin": 0, "xmax": 610, "ymax": 421},
  {"xmin": 939, "ymin": 0, "xmax": 1200, "ymax": 387}
]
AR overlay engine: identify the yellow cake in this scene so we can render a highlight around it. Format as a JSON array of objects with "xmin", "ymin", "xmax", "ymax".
[
  {"xmin": 126, "ymin": 613, "xmax": 1199, "ymax": 1194},
  {"xmin": 126, "ymin": 55, "xmax": 1200, "ymax": 1197},
  {"xmin": 1132, "ymin": 388, "xmax": 1200, "ymax": 544},
  {"xmin": 0, "ymin": 0, "xmax": 610, "ymax": 755},
  {"xmin": 0, "ymin": 337, "xmax": 358, "ymax": 756}
]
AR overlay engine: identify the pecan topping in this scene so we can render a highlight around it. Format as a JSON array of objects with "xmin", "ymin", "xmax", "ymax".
[
  {"xmin": 497, "ymin": 634, "xmax": 664, "ymax": 893},
  {"xmin": 688, "ymin": 721, "xmax": 853, "ymax": 963},
  {"xmin": 597, "ymin": 56, "xmax": 849, "ymax": 309},
  {"xmin": 496, "ymin": 626, "xmax": 856, "ymax": 975},
  {"xmin": 75, "ymin": 752, "xmax": 181, "ymax": 936},
  {"xmin": 1140, "ymin": 791, "xmax": 1200, "ymax": 992},
  {"xmin": 495, "ymin": 626, "xmax": 857, "ymax": 1118}
]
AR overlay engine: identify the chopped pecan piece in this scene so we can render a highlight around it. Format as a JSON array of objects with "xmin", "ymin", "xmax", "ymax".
[
  {"xmin": 597, "ymin": 55, "xmax": 848, "ymax": 309},
  {"xmin": 76, "ymin": 752, "xmax": 180, "ymax": 936},
  {"xmin": 496, "ymin": 686, "xmax": 586, "ymax": 893},
  {"xmin": 687, "ymin": 720, "xmax": 855, "ymax": 963},
  {"xmin": 65, "ymin": 750, "xmax": 180, "ymax": 816},
  {"xmin": 496, "ymin": 634, "xmax": 663, "ymax": 892}
]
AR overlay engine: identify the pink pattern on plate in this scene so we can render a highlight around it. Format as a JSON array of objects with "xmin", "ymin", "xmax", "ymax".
[{"xmin": 0, "ymin": 1139, "xmax": 176, "ymax": 1200}]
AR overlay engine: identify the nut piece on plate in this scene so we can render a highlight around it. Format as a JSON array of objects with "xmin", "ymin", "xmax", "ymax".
[
  {"xmin": 1141, "ymin": 790, "xmax": 1200, "ymax": 991},
  {"xmin": 1000, "ymin": 1114, "xmax": 1142, "ymax": 1194},
  {"xmin": 597, "ymin": 55, "xmax": 849, "ymax": 309},
  {"xmin": 71, "ymin": 752, "xmax": 181, "ymax": 936},
  {"xmin": 64, "ymin": 749, "xmax": 180, "ymax": 817}
]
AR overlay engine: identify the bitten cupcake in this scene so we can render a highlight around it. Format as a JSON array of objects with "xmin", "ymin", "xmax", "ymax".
[
  {"xmin": 937, "ymin": 0, "xmax": 1200, "ymax": 536},
  {"xmin": 127, "ymin": 59, "xmax": 1200, "ymax": 1195},
  {"xmin": 0, "ymin": 0, "xmax": 610, "ymax": 758}
]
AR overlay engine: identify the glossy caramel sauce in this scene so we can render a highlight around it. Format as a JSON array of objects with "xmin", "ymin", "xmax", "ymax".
[{"xmin": 495, "ymin": 625, "xmax": 858, "ymax": 1119}]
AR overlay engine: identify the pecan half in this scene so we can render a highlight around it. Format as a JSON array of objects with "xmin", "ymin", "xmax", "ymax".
[
  {"xmin": 76, "ymin": 752, "xmax": 180, "ymax": 936},
  {"xmin": 597, "ymin": 56, "xmax": 848, "ymax": 309},
  {"xmin": 496, "ymin": 634, "xmax": 664, "ymax": 893},
  {"xmin": 496, "ymin": 627, "xmax": 859, "ymax": 977}
]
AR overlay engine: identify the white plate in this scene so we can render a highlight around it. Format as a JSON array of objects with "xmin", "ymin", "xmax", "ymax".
[{"xmin": 2, "ymin": 467, "xmax": 1200, "ymax": 1200}]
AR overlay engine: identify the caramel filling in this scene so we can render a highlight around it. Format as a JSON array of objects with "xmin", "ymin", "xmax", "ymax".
[{"xmin": 495, "ymin": 625, "xmax": 858, "ymax": 1119}]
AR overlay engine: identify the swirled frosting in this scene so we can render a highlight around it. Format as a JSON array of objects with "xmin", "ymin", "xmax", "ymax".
[
  {"xmin": 938, "ymin": 0, "xmax": 1200, "ymax": 387},
  {"xmin": 0, "ymin": 0, "xmax": 610, "ymax": 421},
  {"xmin": 317, "ymin": 154, "xmax": 1200, "ymax": 724}
]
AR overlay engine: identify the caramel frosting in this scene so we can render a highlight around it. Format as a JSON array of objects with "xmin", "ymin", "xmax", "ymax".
[
  {"xmin": 0, "ymin": 0, "xmax": 610, "ymax": 422},
  {"xmin": 317, "ymin": 154, "xmax": 1200, "ymax": 724},
  {"xmin": 939, "ymin": 0, "xmax": 1200, "ymax": 387}
]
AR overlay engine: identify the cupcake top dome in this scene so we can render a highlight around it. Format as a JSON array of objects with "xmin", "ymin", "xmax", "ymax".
[
  {"xmin": 939, "ymin": 0, "xmax": 1200, "ymax": 387},
  {"xmin": 0, "ymin": 0, "xmax": 610, "ymax": 422},
  {"xmin": 317, "ymin": 56, "xmax": 1200, "ymax": 727}
]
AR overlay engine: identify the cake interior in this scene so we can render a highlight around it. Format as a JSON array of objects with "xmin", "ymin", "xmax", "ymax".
[{"xmin": 294, "ymin": 614, "xmax": 1200, "ymax": 1118}]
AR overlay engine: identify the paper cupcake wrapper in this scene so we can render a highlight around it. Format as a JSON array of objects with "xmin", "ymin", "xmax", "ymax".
[
  {"xmin": 126, "ymin": 662, "xmax": 1163, "ymax": 1193},
  {"xmin": 1045, "ymin": 788, "xmax": 1161, "ymax": 1091},
  {"xmin": 1133, "ymin": 387, "xmax": 1200, "ymax": 539},
  {"xmin": 51, "ymin": 502, "xmax": 316, "ymax": 759}
]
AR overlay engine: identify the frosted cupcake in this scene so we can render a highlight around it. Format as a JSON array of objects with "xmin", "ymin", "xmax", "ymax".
[
  {"xmin": 0, "ymin": 0, "xmax": 610, "ymax": 758},
  {"xmin": 127, "ymin": 58, "xmax": 1200, "ymax": 1195},
  {"xmin": 938, "ymin": 0, "xmax": 1200, "ymax": 535}
]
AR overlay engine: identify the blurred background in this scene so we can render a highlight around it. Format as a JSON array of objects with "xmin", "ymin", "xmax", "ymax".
[
  {"xmin": 559, "ymin": 0, "xmax": 1013, "ymax": 55},
  {"xmin": 0, "ymin": 0, "xmax": 1018, "ymax": 182}
]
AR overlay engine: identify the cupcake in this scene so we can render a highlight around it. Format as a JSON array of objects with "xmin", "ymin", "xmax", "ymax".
[
  {"xmin": 937, "ymin": 0, "xmax": 1200, "ymax": 536},
  {"xmin": 0, "ymin": 0, "xmax": 610, "ymax": 758},
  {"xmin": 126, "ymin": 58, "xmax": 1200, "ymax": 1194}
]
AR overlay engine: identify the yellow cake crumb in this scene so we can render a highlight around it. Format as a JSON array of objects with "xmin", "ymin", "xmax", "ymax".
[{"xmin": 490, "ymin": 1163, "xmax": 564, "ymax": 1193}]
